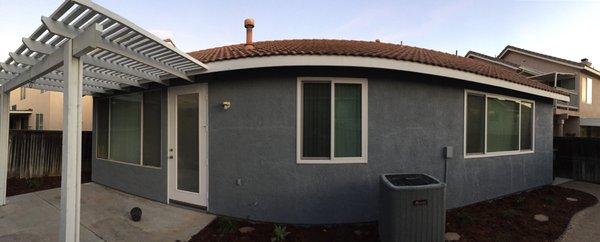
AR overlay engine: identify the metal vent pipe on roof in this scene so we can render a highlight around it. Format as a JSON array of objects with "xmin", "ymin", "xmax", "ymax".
[{"xmin": 244, "ymin": 18, "xmax": 255, "ymax": 50}]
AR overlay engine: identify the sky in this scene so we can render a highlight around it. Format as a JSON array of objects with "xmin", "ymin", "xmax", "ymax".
[{"xmin": 0, "ymin": 0, "xmax": 599, "ymax": 65}]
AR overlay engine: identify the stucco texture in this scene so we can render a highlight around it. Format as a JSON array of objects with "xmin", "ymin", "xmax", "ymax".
[
  {"xmin": 91, "ymin": 67, "xmax": 554, "ymax": 224},
  {"xmin": 205, "ymin": 67, "xmax": 554, "ymax": 224}
]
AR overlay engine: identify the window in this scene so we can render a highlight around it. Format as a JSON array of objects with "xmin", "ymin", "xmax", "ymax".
[
  {"xmin": 35, "ymin": 113, "xmax": 44, "ymax": 130},
  {"xmin": 96, "ymin": 90, "xmax": 162, "ymax": 167},
  {"xmin": 297, "ymin": 77, "xmax": 367, "ymax": 164},
  {"xmin": 582, "ymin": 77, "xmax": 593, "ymax": 104},
  {"xmin": 20, "ymin": 87, "xmax": 26, "ymax": 100},
  {"xmin": 465, "ymin": 91, "xmax": 534, "ymax": 157},
  {"xmin": 587, "ymin": 77, "xmax": 593, "ymax": 104}
]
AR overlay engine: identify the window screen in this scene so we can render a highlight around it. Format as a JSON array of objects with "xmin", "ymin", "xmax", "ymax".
[
  {"xmin": 302, "ymin": 82, "xmax": 331, "ymax": 158},
  {"xmin": 334, "ymin": 83, "xmax": 362, "ymax": 157},
  {"xmin": 466, "ymin": 94, "xmax": 485, "ymax": 154},
  {"xmin": 109, "ymin": 93, "xmax": 142, "ymax": 163},
  {"xmin": 142, "ymin": 90, "xmax": 162, "ymax": 167},
  {"xmin": 96, "ymin": 98, "xmax": 109, "ymax": 159}
]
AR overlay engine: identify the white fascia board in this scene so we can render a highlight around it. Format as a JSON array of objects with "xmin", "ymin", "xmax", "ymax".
[
  {"xmin": 584, "ymin": 66, "xmax": 600, "ymax": 79},
  {"xmin": 203, "ymin": 55, "xmax": 570, "ymax": 102}
]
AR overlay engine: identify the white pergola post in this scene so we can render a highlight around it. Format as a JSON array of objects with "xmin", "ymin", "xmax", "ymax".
[
  {"xmin": 0, "ymin": 90, "xmax": 9, "ymax": 206},
  {"xmin": 59, "ymin": 39, "xmax": 83, "ymax": 242}
]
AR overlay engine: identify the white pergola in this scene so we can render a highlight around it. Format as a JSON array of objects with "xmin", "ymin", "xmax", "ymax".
[{"xmin": 0, "ymin": 0, "xmax": 207, "ymax": 241}]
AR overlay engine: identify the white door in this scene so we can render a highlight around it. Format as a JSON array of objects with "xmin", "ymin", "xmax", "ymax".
[{"xmin": 168, "ymin": 84, "xmax": 208, "ymax": 206}]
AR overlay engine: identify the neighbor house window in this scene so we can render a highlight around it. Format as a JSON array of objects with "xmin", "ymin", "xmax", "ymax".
[
  {"xmin": 586, "ymin": 77, "xmax": 593, "ymax": 104},
  {"xmin": 20, "ymin": 87, "xmax": 26, "ymax": 100},
  {"xmin": 297, "ymin": 77, "xmax": 367, "ymax": 164},
  {"xmin": 95, "ymin": 90, "xmax": 162, "ymax": 167},
  {"xmin": 582, "ymin": 77, "xmax": 593, "ymax": 104},
  {"xmin": 465, "ymin": 91, "xmax": 534, "ymax": 157},
  {"xmin": 35, "ymin": 113, "xmax": 44, "ymax": 130}
]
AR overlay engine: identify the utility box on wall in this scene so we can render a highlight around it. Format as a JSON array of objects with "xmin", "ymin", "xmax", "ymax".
[{"xmin": 379, "ymin": 173, "xmax": 446, "ymax": 242}]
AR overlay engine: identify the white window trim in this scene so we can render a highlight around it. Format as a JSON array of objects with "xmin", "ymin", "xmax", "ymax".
[
  {"xmin": 95, "ymin": 90, "xmax": 162, "ymax": 169},
  {"xmin": 296, "ymin": 77, "xmax": 368, "ymax": 164},
  {"xmin": 464, "ymin": 90, "xmax": 535, "ymax": 159}
]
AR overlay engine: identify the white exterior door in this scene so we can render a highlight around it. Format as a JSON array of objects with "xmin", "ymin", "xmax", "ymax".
[{"xmin": 168, "ymin": 84, "xmax": 208, "ymax": 206}]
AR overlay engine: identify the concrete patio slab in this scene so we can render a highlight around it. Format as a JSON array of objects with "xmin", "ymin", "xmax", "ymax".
[
  {"xmin": 558, "ymin": 181, "xmax": 600, "ymax": 242},
  {"xmin": 0, "ymin": 183, "xmax": 215, "ymax": 242}
]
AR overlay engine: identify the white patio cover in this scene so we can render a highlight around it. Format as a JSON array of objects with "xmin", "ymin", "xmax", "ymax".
[{"xmin": 0, "ymin": 1, "xmax": 207, "ymax": 241}]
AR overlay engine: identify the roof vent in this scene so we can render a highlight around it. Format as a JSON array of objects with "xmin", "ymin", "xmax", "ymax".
[
  {"xmin": 244, "ymin": 18, "xmax": 255, "ymax": 50},
  {"xmin": 582, "ymin": 58, "xmax": 592, "ymax": 67}
]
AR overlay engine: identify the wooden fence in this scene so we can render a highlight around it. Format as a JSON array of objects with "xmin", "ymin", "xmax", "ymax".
[
  {"xmin": 554, "ymin": 137, "xmax": 600, "ymax": 183},
  {"xmin": 8, "ymin": 130, "xmax": 92, "ymax": 179}
]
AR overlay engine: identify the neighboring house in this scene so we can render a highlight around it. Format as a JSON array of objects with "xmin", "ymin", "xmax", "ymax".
[
  {"xmin": 89, "ymin": 22, "xmax": 569, "ymax": 224},
  {"xmin": 467, "ymin": 46, "xmax": 600, "ymax": 137},
  {"xmin": 8, "ymin": 87, "xmax": 93, "ymax": 131}
]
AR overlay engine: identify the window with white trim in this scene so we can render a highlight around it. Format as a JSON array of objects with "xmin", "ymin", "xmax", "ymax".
[
  {"xmin": 96, "ymin": 90, "xmax": 162, "ymax": 167},
  {"xmin": 297, "ymin": 77, "xmax": 367, "ymax": 164},
  {"xmin": 465, "ymin": 91, "xmax": 534, "ymax": 156}
]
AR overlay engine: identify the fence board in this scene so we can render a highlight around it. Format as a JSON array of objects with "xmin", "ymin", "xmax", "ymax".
[
  {"xmin": 554, "ymin": 137, "xmax": 600, "ymax": 183},
  {"xmin": 7, "ymin": 130, "xmax": 92, "ymax": 179}
]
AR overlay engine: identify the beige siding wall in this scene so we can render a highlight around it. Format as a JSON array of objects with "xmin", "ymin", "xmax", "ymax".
[
  {"xmin": 9, "ymin": 88, "xmax": 93, "ymax": 131},
  {"xmin": 10, "ymin": 88, "xmax": 52, "ymax": 130},
  {"xmin": 502, "ymin": 52, "xmax": 580, "ymax": 74},
  {"xmin": 48, "ymin": 91, "xmax": 93, "ymax": 131},
  {"xmin": 578, "ymin": 74, "xmax": 600, "ymax": 119}
]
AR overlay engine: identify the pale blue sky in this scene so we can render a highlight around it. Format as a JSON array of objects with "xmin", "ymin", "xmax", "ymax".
[{"xmin": 0, "ymin": 0, "xmax": 598, "ymax": 65}]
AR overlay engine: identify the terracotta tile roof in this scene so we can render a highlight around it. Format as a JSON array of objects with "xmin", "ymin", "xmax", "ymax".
[{"xmin": 189, "ymin": 39, "xmax": 565, "ymax": 95}]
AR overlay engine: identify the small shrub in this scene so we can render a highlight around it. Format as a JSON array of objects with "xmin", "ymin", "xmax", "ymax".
[
  {"xmin": 271, "ymin": 224, "xmax": 290, "ymax": 242},
  {"xmin": 513, "ymin": 197, "xmax": 525, "ymax": 208},
  {"xmin": 217, "ymin": 218, "xmax": 237, "ymax": 234},
  {"xmin": 26, "ymin": 179, "xmax": 41, "ymax": 189},
  {"xmin": 543, "ymin": 196, "xmax": 555, "ymax": 206},
  {"xmin": 500, "ymin": 209, "xmax": 519, "ymax": 219},
  {"xmin": 456, "ymin": 212, "xmax": 474, "ymax": 226}
]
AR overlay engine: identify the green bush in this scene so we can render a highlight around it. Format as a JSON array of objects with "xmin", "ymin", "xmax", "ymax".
[
  {"xmin": 500, "ymin": 209, "xmax": 519, "ymax": 219},
  {"xmin": 271, "ymin": 224, "xmax": 290, "ymax": 242},
  {"xmin": 456, "ymin": 212, "xmax": 474, "ymax": 226},
  {"xmin": 217, "ymin": 218, "xmax": 237, "ymax": 234},
  {"xmin": 26, "ymin": 179, "xmax": 41, "ymax": 189},
  {"xmin": 543, "ymin": 196, "xmax": 555, "ymax": 206},
  {"xmin": 513, "ymin": 197, "xmax": 525, "ymax": 208}
]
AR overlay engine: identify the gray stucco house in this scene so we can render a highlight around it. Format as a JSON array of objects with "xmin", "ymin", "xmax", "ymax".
[{"xmin": 91, "ymin": 35, "xmax": 569, "ymax": 223}]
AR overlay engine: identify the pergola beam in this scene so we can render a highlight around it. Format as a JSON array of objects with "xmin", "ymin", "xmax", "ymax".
[
  {"xmin": 96, "ymin": 39, "xmax": 191, "ymax": 81},
  {"xmin": 2, "ymin": 24, "xmax": 103, "ymax": 93},
  {"xmin": 42, "ymin": 16, "xmax": 189, "ymax": 82},
  {"xmin": 81, "ymin": 55, "xmax": 164, "ymax": 85},
  {"xmin": 42, "ymin": 16, "xmax": 81, "ymax": 39},
  {"xmin": 35, "ymin": 77, "xmax": 110, "ymax": 92},
  {"xmin": 2, "ymin": 44, "xmax": 66, "ymax": 92},
  {"xmin": 9, "ymin": 52, "xmax": 39, "ymax": 66},
  {"xmin": 72, "ymin": 0, "xmax": 209, "ymax": 70}
]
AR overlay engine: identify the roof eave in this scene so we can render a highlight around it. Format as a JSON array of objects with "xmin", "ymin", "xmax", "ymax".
[{"xmin": 198, "ymin": 55, "xmax": 570, "ymax": 102}]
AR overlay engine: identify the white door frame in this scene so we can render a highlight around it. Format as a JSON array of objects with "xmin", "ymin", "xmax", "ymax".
[{"xmin": 167, "ymin": 83, "xmax": 209, "ymax": 207}]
